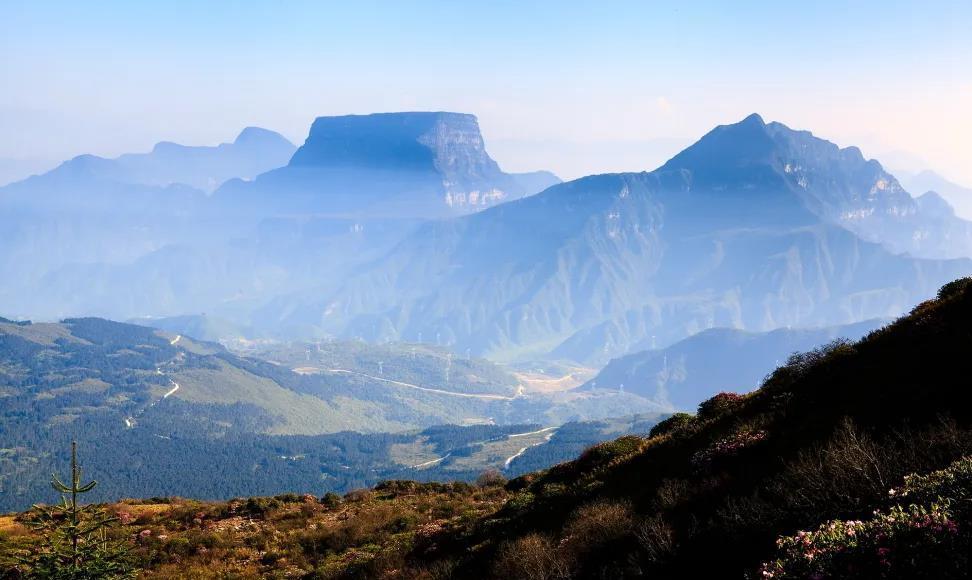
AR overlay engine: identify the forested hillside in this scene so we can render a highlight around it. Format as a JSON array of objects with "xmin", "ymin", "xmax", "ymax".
[{"xmin": 0, "ymin": 315, "xmax": 662, "ymax": 511}]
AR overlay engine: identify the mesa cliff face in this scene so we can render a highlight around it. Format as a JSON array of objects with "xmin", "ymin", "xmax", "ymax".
[{"xmin": 224, "ymin": 112, "xmax": 559, "ymax": 217}]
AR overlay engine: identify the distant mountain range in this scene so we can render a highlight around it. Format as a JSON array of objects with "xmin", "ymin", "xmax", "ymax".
[
  {"xmin": 10, "ymin": 127, "xmax": 295, "ymax": 194},
  {"xmin": 0, "ymin": 157, "xmax": 57, "ymax": 188},
  {"xmin": 278, "ymin": 114, "xmax": 972, "ymax": 363},
  {"xmin": 0, "ymin": 113, "xmax": 559, "ymax": 323},
  {"xmin": 895, "ymin": 168, "xmax": 972, "ymax": 221},
  {"xmin": 581, "ymin": 318, "xmax": 888, "ymax": 410},
  {"xmin": 1, "ymin": 111, "xmax": 971, "ymax": 367}
]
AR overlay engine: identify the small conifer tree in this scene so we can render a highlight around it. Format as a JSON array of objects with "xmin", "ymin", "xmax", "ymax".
[{"xmin": 14, "ymin": 441, "xmax": 135, "ymax": 579}]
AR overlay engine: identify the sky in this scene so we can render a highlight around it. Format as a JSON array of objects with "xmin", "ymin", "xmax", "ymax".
[{"xmin": 1, "ymin": 1, "xmax": 970, "ymax": 185}]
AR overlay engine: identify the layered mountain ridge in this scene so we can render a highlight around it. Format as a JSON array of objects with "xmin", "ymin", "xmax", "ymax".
[
  {"xmin": 11, "ymin": 126, "xmax": 295, "ymax": 195},
  {"xmin": 2, "ymin": 112, "xmax": 971, "ymax": 365},
  {"xmin": 273, "ymin": 114, "xmax": 972, "ymax": 363}
]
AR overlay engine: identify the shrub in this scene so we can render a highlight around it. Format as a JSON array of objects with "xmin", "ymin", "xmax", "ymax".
[
  {"xmin": 476, "ymin": 469, "xmax": 507, "ymax": 488},
  {"xmin": 343, "ymin": 489, "xmax": 373, "ymax": 503},
  {"xmin": 635, "ymin": 515, "xmax": 675, "ymax": 563},
  {"xmin": 374, "ymin": 480, "xmax": 424, "ymax": 495},
  {"xmin": 697, "ymin": 392, "xmax": 744, "ymax": 419},
  {"xmin": 240, "ymin": 496, "xmax": 280, "ymax": 518},
  {"xmin": 562, "ymin": 500, "xmax": 634, "ymax": 550},
  {"xmin": 272, "ymin": 492, "xmax": 302, "ymax": 504},
  {"xmin": 493, "ymin": 534, "xmax": 570, "ymax": 580},
  {"xmin": 577, "ymin": 435, "xmax": 646, "ymax": 468},
  {"xmin": 763, "ymin": 339, "xmax": 856, "ymax": 390},
  {"xmin": 761, "ymin": 504, "xmax": 964, "ymax": 579},
  {"xmin": 691, "ymin": 429, "xmax": 767, "ymax": 468},
  {"xmin": 891, "ymin": 456, "xmax": 972, "ymax": 506},
  {"xmin": 761, "ymin": 456, "xmax": 972, "ymax": 579},
  {"xmin": 506, "ymin": 473, "xmax": 539, "ymax": 492},
  {"xmin": 505, "ymin": 491, "xmax": 536, "ymax": 512},
  {"xmin": 320, "ymin": 492, "xmax": 342, "ymax": 509},
  {"xmin": 937, "ymin": 277, "xmax": 972, "ymax": 301},
  {"xmin": 649, "ymin": 412, "xmax": 695, "ymax": 438}
]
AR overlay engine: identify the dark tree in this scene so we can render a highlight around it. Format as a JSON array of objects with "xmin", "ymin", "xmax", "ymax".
[{"xmin": 13, "ymin": 442, "xmax": 136, "ymax": 579}]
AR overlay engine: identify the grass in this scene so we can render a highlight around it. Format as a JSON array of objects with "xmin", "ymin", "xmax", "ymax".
[{"xmin": 171, "ymin": 360, "xmax": 403, "ymax": 435}]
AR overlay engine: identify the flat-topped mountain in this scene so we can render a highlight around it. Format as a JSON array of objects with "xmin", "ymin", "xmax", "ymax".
[{"xmin": 217, "ymin": 112, "xmax": 560, "ymax": 217}]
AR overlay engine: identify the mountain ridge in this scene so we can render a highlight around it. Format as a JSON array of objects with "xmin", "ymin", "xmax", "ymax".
[
  {"xmin": 12, "ymin": 126, "xmax": 295, "ymax": 193},
  {"xmin": 272, "ymin": 115, "xmax": 972, "ymax": 363}
]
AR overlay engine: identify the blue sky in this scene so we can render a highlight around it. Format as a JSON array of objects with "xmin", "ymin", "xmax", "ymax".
[{"xmin": 2, "ymin": 1, "xmax": 970, "ymax": 182}]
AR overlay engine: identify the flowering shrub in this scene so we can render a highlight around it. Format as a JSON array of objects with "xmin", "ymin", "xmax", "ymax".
[
  {"xmin": 691, "ymin": 430, "xmax": 767, "ymax": 468},
  {"xmin": 889, "ymin": 456, "xmax": 972, "ymax": 507},
  {"xmin": 761, "ymin": 457, "xmax": 972, "ymax": 579},
  {"xmin": 760, "ymin": 504, "xmax": 963, "ymax": 579},
  {"xmin": 697, "ymin": 392, "xmax": 744, "ymax": 419}
]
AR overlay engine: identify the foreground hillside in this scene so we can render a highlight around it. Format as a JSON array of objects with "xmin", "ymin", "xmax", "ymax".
[
  {"xmin": 421, "ymin": 277, "xmax": 972, "ymax": 579},
  {"xmin": 2, "ymin": 278, "xmax": 970, "ymax": 578}
]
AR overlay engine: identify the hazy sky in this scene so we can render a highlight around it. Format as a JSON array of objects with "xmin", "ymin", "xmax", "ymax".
[{"xmin": 2, "ymin": 1, "xmax": 970, "ymax": 184}]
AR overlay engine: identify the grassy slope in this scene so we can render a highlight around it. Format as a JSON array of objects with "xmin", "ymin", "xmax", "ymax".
[{"xmin": 171, "ymin": 359, "xmax": 403, "ymax": 435}]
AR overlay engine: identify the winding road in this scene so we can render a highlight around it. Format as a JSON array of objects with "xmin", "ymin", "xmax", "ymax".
[
  {"xmin": 124, "ymin": 359, "xmax": 181, "ymax": 428},
  {"xmin": 503, "ymin": 427, "xmax": 558, "ymax": 470},
  {"xmin": 321, "ymin": 368, "xmax": 518, "ymax": 401}
]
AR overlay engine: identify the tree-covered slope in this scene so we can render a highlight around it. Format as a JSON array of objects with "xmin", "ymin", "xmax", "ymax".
[{"xmin": 0, "ymin": 316, "xmax": 663, "ymax": 511}]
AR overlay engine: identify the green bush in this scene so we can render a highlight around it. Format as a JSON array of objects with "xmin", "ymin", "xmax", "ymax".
[
  {"xmin": 320, "ymin": 492, "xmax": 342, "ymax": 509},
  {"xmin": 578, "ymin": 435, "xmax": 645, "ymax": 467},
  {"xmin": 697, "ymin": 392, "xmax": 743, "ymax": 419},
  {"xmin": 649, "ymin": 413, "xmax": 695, "ymax": 438},
  {"xmin": 937, "ymin": 277, "xmax": 972, "ymax": 301}
]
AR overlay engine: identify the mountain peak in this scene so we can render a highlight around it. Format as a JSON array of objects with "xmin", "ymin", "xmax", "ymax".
[
  {"xmin": 917, "ymin": 190, "xmax": 956, "ymax": 218},
  {"xmin": 740, "ymin": 112, "xmax": 766, "ymax": 126},
  {"xmin": 656, "ymin": 113, "xmax": 779, "ymax": 185},
  {"xmin": 288, "ymin": 111, "xmax": 496, "ymax": 174},
  {"xmin": 233, "ymin": 126, "xmax": 291, "ymax": 147}
]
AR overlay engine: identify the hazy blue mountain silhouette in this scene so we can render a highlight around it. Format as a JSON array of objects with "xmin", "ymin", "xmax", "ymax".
[
  {"xmin": 580, "ymin": 319, "xmax": 887, "ymax": 410},
  {"xmin": 216, "ymin": 112, "xmax": 560, "ymax": 218},
  {"xmin": 0, "ymin": 113, "xmax": 557, "ymax": 322},
  {"xmin": 16, "ymin": 127, "xmax": 294, "ymax": 193},
  {"xmin": 280, "ymin": 115, "xmax": 972, "ymax": 363},
  {"xmin": 896, "ymin": 168, "xmax": 972, "ymax": 220}
]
